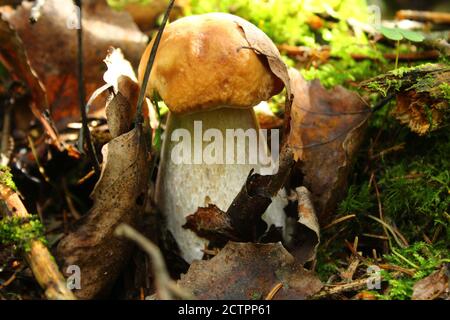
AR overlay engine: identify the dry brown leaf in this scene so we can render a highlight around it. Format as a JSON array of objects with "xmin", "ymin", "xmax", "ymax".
[
  {"xmin": 412, "ymin": 266, "xmax": 449, "ymax": 300},
  {"xmin": 231, "ymin": 14, "xmax": 291, "ymax": 98},
  {"xmin": 0, "ymin": 15, "xmax": 61, "ymax": 146},
  {"xmin": 56, "ymin": 89, "xmax": 151, "ymax": 298},
  {"xmin": 183, "ymin": 204, "xmax": 237, "ymax": 244},
  {"xmin": 2, "ymin": 0, "xmax": 147, "ymax": 129},
  {"xmin": 178, "ymin": 242, "xmax": 322, "ymax": 300},
  {"xmin": 288, "ymin": 69, "xmax": 370, "ymax": 223}
]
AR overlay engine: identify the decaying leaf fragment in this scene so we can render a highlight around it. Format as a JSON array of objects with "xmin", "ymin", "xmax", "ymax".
[
  {"xmin": 361, "ymin": 64, "xmax": 450, "ymax": 135},
  {"xmin": 288, "ymin": 69, "xmax": 370, "ymax": 223},
  {"xmin": 1, "ymin": 0, "xmax": 147, "ymax": 128},
  {"xmin": 178, "ymin": 242, "xmax": 322, "ymax": 300},
  {"xmin": 412, "ymin": 265, "xmax": 449, "ymax": 300},
  {"xmin": 0, "ymin": 15, "xmax": 61, "ymax": 147}
]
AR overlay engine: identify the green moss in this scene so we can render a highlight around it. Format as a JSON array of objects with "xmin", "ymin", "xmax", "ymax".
[
  {"xmin": 0, "ymin": 165, "xmax": 17, "ymax": 191},
  {"xmin": 0, "ymin": 216, "xmax": 46, "ymax": 252},
  {"xmin": 377, "ymin": 242, "xmax": 449, "ymax": 300},
  {"xmin": 438, "ymin": 83, "xmax": 450, "ymax": 102}
]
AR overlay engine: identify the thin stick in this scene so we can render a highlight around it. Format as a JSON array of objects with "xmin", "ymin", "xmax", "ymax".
[
  {"xmin": 322, "ymin": 214, "xmax": 356, "ymax": 230},
  {"xmin": 27, "ymin": 135, "xmax": 50, "ymax": 182},
  {"xmin": 396, "ymin": 10, "xmax": 450, "ymax": 24},
  {"xmin": 0, "ymin": 176, "xmax": 76, "ymax": 300},
  {"xmin": 395, "ymin": 40, "xmax": 400, "ymax": 70},
  {"xmin": 371, "ymin": 176, "xmax": 391, "ymax": 246},
  {"xmin": 312, "ymin": 278, "xmax": 369, "ymax": 299},
  {"xmin": 135, "ymin": 0, "xmax": 175, "ymax": 126},
  {"xmin": 264, "ymin": 282, "xmax": 283, "ymax": 300},
  {"xmin": 75, "ymin": 0, "xmax": 100, "ymax": 175}
]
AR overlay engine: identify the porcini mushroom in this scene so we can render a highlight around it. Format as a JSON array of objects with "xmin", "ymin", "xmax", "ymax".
[{"xmin": 139, "ymin": 13, "xmax": 285, "ymax": 263}]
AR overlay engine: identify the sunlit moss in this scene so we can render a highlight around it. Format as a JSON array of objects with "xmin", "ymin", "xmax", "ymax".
[
  {"xmin": 0, "ymin": 165, "xmax": 17, "ymax": 191},
  {"xmin": 0, "ymin": 216, "xmax": 46, "ymax": 252}
]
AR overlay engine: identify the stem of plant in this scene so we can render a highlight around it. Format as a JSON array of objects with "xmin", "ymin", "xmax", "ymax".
[
  {"xmin": 395, "ymin": 39, "xmax": 400, "ymax": 70},
  {"xmin": 75, "ymin": 0, "xmax": 100, "ymax": 176}
]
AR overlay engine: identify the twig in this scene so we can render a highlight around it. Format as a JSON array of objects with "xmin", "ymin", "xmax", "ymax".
[
  {"xmin": 27, "ymin": 135, "xmax": 50, "ymax": 183},
  {"xmin": 378, "ymin": 264, "xmax": 415, "ymax": 276},
  {"xmin": 340, "ymin": 257, "xmax": 360, "ymax": 282},
  {"xmin": 29, "ymin": 0, "xmax": 46, "ymax": 24},
  {"xmin": 396, "ymin": 10, "xmax": 450, "ymax": 25},
  {"xmin": 367, "ymin": 215, "xmax": 407, "ymax": 248},
  {"xmin": 344, "ymin": 239, "xmax": 365, "ymax": 261},
  {"xmin": 362, "ymin": 233, "xmax": 389, "ymax": 241},
  {"xmin": 76, "ymin": 169, "xmax": 95, "ymax": 185},
  {"xmin": 370, "ymin": 143, "xmax": 405, "ymax": 160},
  {"xmin": 371, "ymin": 176, "xmax": 391, "ymax": 247},
  {"xmin": 264, "ymin": 282, "xmax": 283, "ymax": 300},
  {"xmin": 383, "ymin": 50, "xmax": 440, "ymax": 62},
  {"xmin": 0, "ymin": 272, "xmax": 17, "ymax": 289},
  {"xmin": 0, "ymin": 103, "xmax": 11, "ymax": 166},
  {"xmin": 0, "ymin": 174, "xmax": 76, "ymax": 300},
  {"xmin": 279, "ymin": 44, "xmax": 441, "ymax": 62},
  {"xmin": 74, "ymin": 0, "xmax": 100, "ymax": 176},
  {"xmin": 114, "ymin": 223, "xmax": 193, "ymax": 300},
  {"xmin": 62, "ymin": 178, "xmax": 81, "ymax": 220},
  {"xmin": 322, "ymin": 214, "xmax": 356, "ymax": 230},
  {"xmin": 312, "ymin": 278, "xmax": 369, "ymax": 299}
]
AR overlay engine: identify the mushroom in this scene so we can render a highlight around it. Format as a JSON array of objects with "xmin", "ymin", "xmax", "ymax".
[{"xmin": 139, "ymin": 13, "xmax": 286, "ymax": 263}]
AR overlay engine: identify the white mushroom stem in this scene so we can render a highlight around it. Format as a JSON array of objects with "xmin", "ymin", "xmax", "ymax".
[{"xmin": 156, "ymin": 107, "xmax": 285, "ymax": 263}]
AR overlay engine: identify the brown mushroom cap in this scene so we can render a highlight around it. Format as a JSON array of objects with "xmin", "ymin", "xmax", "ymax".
[{"xmin": 138, "ymin": 13, "xmax": 283, "ymax": 114}]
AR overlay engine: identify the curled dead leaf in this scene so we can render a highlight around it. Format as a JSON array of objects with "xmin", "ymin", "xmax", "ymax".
[
  {"xmin": 231, "ymin": 14, "xmax": 291, "ymax": 98},
  {"xmin": 286, "ymin": 187, "xmax": 320, "ymax": 264}
]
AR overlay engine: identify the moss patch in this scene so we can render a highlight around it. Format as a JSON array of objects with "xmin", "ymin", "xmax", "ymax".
[{"xmin": 0, "ymin": 216, "xmax": 46, "ymax": 252}]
